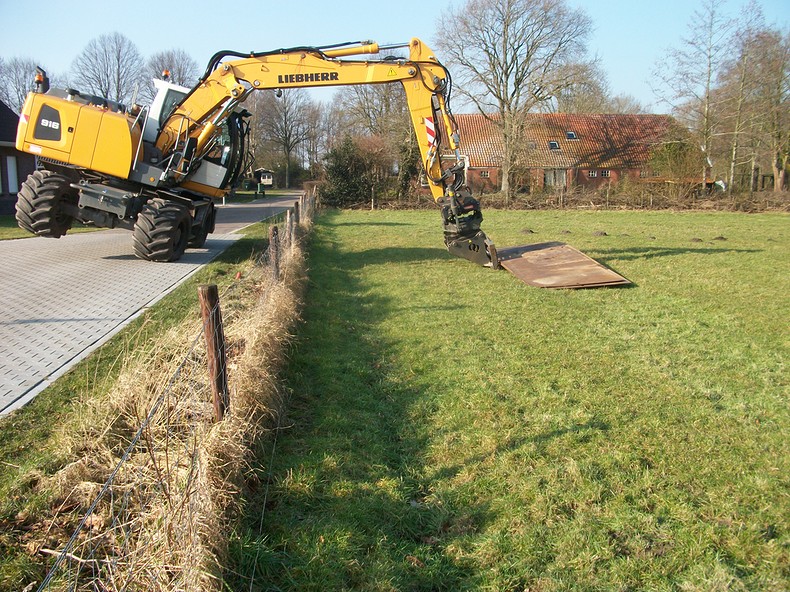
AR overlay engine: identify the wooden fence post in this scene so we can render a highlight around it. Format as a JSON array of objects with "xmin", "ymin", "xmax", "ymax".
[
  {"xmin": 269, "ymin": 225, "xmax": 279, "ymax": 280},
  {"xmin": 198, "ymin": 284, "xmax": 229, "ymax": 421},
  {"xmin": 294, "ymin": 201, "xmax": 300, "ymax": 226}
]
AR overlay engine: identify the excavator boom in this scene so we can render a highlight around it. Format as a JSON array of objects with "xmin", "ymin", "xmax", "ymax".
[{"xmin": 154, "ymin": 38, "xmax": 496, "ymax": 267}]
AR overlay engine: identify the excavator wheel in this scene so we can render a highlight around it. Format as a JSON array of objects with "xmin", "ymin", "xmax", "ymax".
[
  {"xmin": 132, "ymin": 198, "xmax": 191, "ymax": 262},
  {"xmin": 15, "ymin": 170, "xmax": 78, "ymax": 238},
  {"xmin": 188, "ymin": 202, "xmax": 215, "ymax": 248}
]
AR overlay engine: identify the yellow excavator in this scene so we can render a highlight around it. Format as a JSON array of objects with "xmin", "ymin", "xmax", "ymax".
[
  {"xmin": 15, "ymin": 38, "xmax": 628, "ymax": 287},
  {"xmin": 14, "ymin": 38, "xmax": 495, "ymax": 266}
]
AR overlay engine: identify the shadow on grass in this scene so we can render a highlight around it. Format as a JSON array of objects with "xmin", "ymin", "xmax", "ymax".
[
  {"xmin": 343, "ymin": 246, "xmax": 451, "ymax": 268},
  {"xmin": 225, "ymin": 229, "xmax": 483, "ymax": 590},
  {"xmin": 332, "ymin": 221, "xmax": 414, "ymax": 227},
  {"xmin": 431, "ymin": 418, "xmax": 611, "ymax": 484},
  {"xmin": 592, "ymin": 246, "xmax": 761, "ymax": 261}
]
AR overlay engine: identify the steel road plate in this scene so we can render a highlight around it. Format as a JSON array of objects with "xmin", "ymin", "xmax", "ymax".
[{"xmin": 497, "ymin": 242, "xmax": 631, "ymax": 289}]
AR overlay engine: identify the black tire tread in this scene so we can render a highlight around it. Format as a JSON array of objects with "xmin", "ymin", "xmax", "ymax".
[
  {"xmin": 15, "ymin": 170, "xmax": 77, "ymax": 238},
  {"xmin": 188, "ymin": 202, "xmax": 215, "ymax": 248},
  {"xmin": 132, "ymin": 198, "xmax": 191, "ymax": 262}
]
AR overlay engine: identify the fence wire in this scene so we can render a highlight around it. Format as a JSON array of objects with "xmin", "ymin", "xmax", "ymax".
[{"xmin": 33, "ymin": 193, "xmax": 315, "ymax": 592}]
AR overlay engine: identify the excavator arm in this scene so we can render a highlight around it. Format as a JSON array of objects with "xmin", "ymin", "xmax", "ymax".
[{"xmin": 156, "ymin": 38, "xmax": 497, "ymax": 267}]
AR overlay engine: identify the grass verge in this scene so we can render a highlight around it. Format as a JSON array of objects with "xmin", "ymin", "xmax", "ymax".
[
  {"xmin": 228, "ymin": 209, "xmax": 788, "ymax": 591},
  {"xmin": 0, "ymin": 216, "xmax": 293, "ymax": 590}
]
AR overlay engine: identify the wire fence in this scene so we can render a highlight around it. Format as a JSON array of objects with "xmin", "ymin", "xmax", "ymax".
[{"xmin": 33, "ymin": 192, "xmax": 316, "ymax": 592}]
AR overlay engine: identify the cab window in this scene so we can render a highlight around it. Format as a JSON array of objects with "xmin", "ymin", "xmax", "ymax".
[{"xmin": 159, "ymin": 90, "xmax": 188, "ymax": 127}]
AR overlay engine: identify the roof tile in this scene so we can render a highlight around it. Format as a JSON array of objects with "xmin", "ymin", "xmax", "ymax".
[{"xmin": 452, "ymin": 113, "xmax": 675, "ymax": 170}]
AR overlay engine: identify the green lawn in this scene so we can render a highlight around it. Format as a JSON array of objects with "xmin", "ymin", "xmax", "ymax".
[
  {"xmin": 0, "ymin": 215, "xmax": 20, "ymax": 239},
  {"xmin": 228, "ymin": 209, "xmax": 789, "ymax": 591},
  {"xmin": 0, "ymin": 215, "xmax": 102, "ymax": 240}
]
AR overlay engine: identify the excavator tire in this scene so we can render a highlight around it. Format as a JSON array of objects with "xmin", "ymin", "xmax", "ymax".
[
  {"xmin": 188, "ymin": 202, "xmax": 215, "ymax": 248},
  {"xmin": 15, "ymin": 170, "xmax": 78, "ymax": 238},
  {"xmin": 132, "ymin": 198, "xmax": 191, "ymax": 262}
]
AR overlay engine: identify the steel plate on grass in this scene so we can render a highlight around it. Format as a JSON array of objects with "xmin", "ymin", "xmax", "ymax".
[{"xmin": 497, "ymin": 241, "xmax": 630, "ymax": 288}]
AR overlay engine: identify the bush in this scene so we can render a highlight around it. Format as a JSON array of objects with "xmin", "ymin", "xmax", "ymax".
[{"xmin": 321, "ymin": 137, "xmax": 370, "ymax": 207}]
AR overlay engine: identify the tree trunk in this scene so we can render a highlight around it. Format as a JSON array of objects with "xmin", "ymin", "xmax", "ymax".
[
  {"xmin": 728, "ymin": 140, "xmax": 738, "ymax": 194},
  {"xmin": 773, "ymin": 153, "xmax": 787, "ymax": 191},
  {"xmin": 500, "ymin": 129, "xmax": 513, "ymax": 203},
  {"xmin": 727, "ymin": 77, "xmax": 747, "ymax": 195},
  {"xmin": 500, "ymin": 160, "xmax": 512, "ymax": 202}
]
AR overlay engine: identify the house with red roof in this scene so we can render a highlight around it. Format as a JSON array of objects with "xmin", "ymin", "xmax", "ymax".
[{"xmin": 451, "ymin": 112, "xmax": 677, "ymax": 194}]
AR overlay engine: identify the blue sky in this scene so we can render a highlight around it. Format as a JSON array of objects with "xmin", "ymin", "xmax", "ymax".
[{"xmin": 0, "ymin": 0, "xmax": 787, "ymax": 113}]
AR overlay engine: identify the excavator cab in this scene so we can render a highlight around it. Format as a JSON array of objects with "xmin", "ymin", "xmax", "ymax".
[
  {"xmin": 141, "ymin": 79, "xmax": 190, "ymax": 146},
  {"xmin": 137, "ymin": 79, "xmax": 250, "ymax": 193}
]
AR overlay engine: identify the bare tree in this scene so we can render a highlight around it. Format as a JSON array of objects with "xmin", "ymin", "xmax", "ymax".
[
  {"xmin": 712, "ymin": 3, "xmax": 788, "ymax": 194},
  {"xmin": 652, "ymin": 0, "xmax": 734, "ymax": 186},
  {"xmin": 545, "ymin": 61, "xmax": 647, "ymax": 114},
  {"xmin": 751, "ymin": 28, "xmax": 789, "ymax": 191},
  {"xmin": 322, "ymin": 96, "xmax": 351, "ymax": 153},
  {"xmin": 547, "ymin": 60, "xmax": 610, "ymax": 113},
  {"xmin": 70, "ymin": 32, "xmax": 144, "ymax": 105},
  {"xmin": 301, "ymin": 101, "xmax": 327, "ymax": 177},
  {"xmin": 606, "ymin": 94, "xmax": 646, "ymax": 114},
  {"xmin": 254, "ymin": 88, "xmax": 313, "ymax": 188},
  {"xmin": 716, "ymin": 2, "xmax": 766, "ymax": 193},
  {"xmin": 137, "ymin": 48, "xmax": 199, "ymax": 104},
  {"xmin": 436, "ymin": 0, "xmax": 593, "ymax": 198},
  {"xmin": 0, "ymin": 56, "xmax": 40, "ymax": 113},
  {"xmin": 337, "ymin": 84, "xmax": 411, "ymax": 138}
]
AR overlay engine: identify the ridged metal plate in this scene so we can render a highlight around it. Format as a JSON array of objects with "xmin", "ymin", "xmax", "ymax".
[{"xmin": 497, "ymin": 241, "xmax": 630, "ymax": 289}]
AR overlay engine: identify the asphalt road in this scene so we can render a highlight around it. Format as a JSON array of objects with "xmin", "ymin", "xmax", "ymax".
[{"xmin": 0, "ymin": 194, "xmax": 299, "ymax": 416}]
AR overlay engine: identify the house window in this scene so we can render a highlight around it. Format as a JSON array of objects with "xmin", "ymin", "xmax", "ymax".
[
  {"xmin": 566, "ymin": 131, "xmax": 578, "ymax": 140},
  {"xmin": 480, "ymin": 170, "xmax": 490, "ymax": 178},
  {"xmin": 544, "ymin": 169, "xmax": 567, "ymax": 188},
  {"xmin": 5, "ymin": 156, "xmax": 18, "ymax": 193},
  {"xmin": 601, "ymin": 170, "xmax": 611, "ymax": 178},
  {"xmin": 640, "ymin": 170, "xmax": 649, "ymax": 178},
  {"xmin": 548, "ymin": 141, "xmax": 560, "ymax": 150},
  {"xmin": 588, "ymin": 170, "xmax": 597, "ymax": 178}
]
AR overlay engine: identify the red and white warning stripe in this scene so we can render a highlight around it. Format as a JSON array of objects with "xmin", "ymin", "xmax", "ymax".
[{"xmin": 425, "ymin": 117, "xmax": 436, "ymax": 147}]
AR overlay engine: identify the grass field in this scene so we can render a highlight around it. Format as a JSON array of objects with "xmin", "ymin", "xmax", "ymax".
[{"xmin": 227, "ymin": 209, "xmax": 788, "ymax": 591}]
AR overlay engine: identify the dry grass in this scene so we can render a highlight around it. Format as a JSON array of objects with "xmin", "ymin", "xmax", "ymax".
[{"xmin": 24, "ymin": 223, "xmax": 309, "ymax": 591}]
